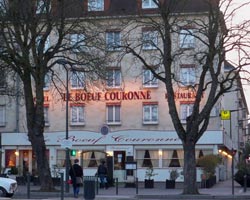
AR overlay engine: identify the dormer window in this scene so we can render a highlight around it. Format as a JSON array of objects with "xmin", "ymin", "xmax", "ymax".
[{"xmin": 142, "ymin": 0, "xmax": 157, "ymax": 9}]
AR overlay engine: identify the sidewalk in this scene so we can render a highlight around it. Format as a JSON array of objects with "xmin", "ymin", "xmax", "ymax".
[{"xmin": 11, "ymin": 179, "xmax": 250, "ymax": 200}]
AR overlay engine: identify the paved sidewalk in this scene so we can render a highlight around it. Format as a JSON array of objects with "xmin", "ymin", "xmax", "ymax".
[{"xmin": 10, "ymin": 179, "xmax": 250, "ymax": 200}]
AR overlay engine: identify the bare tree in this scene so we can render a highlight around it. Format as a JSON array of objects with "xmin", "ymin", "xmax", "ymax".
[
  {"xmin": 123, "ymin": 0, "xmax": 250, "ymax": 194},
  {"xmin": 0, "ymin": 0, "xmax": 109, "ymax": 191}
]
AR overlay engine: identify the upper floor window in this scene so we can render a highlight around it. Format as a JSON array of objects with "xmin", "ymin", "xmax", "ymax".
[
  {"xmin": 44, "ymin": 73, "xmax": 50, "ymax": 90},
  {"xmin": 106, "ymin": 103, "xmax": 121, "ymax": 125},
  {"xmin": 36, "ymin": 35, "xmax": 50, "ymax": 53},
  {"xmin": 107, "ymin": 68, "xmax": 121, "ymax": 88},
  {"xmin": 44, "ymin": 106, "xmax": 49, "ymax": 126},
  {"xmin": 36, "ymin": 0, "xmax": 50, "ymax": 14},
  {"xmin": 180, "ymin": 65, "xmax": 196, "ymax": 86},
  {"xmin": 142, "ymin": 30, "xmax": 158, "ymax": 50},
  {"xmin": 106, "ymin": 31, "xmax": 121, "ymax": 51},
  {"xmin": 69, "ymin": 34, "xmax": 86, "ymax": 53},
  {"xmin": 143, "ymin": 69, "xmax": 158, "ymax": 87},
  {"xmin": 0, "ymin": 0, "xmax": 7, "ymax": 13},
  {"xmin": 142, "ymin": 0, "xmax": 157, "ymax": 9},
  {"xmin": 0, "ymin": 105, "xmax": 5, "ymax": 126},
  {"xmin": 180, "ymin": 103, "xmax": 193, "ymax": 123},
  {"xmin": 143, "ymin": 103, "xmax": 158, "ymax": 124},
  {"xmin": 71, "ymin": 104, "xmax": 85, "ymax": 125},
  {"xmin": 71, "ymin": 71, "xmax": 85, "ymax": 89},
  {"xmin": 88, "ymin": 0, "xmax": 104, "ymax": 11},
  {"xmin": 179, "ymin": 29, "xmax": 194, "ymax": 49},
  {"xmin": 0, "ymin": 69, "xmax": 5, "ymax": 89}
]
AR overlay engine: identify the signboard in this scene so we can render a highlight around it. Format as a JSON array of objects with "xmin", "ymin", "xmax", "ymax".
[
  {"xmin": 220, "ymin": 110, "xmax": 231, "ymax": 120},
  {"xmin": 125, "ymin": 162, "xmax": 137, "ymax": 170},
  {"xmin": 61, "ymin": 139, "xmax": 72, "ymax": 149}
]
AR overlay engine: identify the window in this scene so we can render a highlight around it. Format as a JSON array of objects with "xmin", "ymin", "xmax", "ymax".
[
  {"xmin": 36, "ymin": 35, "xmax": 50, "ymax": 53},
  {"xmin": 0, "ymin": 0, "xmax": 6, "ymax": 12},
  {"xmin": 106, "ymin": 31, "xmax": 121, "ymax": 51},
  {"xmin": 136, "ymin": 150, "xmax": 159, "ymax": 168},
  {"xmin": 44, "ymin": 106, "xmax": 49, "ymax": 126},
  {"xmin": 0, "ymin": 105, "xmax": 5, "ymax": 126},
  {"xmin": 88, "ymin": 0, "xmax": 104, "ymax": 11},
  {"xmin": 71, "ymin": 71, "xmax": 85, "ymax": 89},
  {"xmin": 36, "ymin": 0, "xmax": 50, "ymax": 14},
  {"xmin": 0, "ymin": 69, "xmax": 5, "ymax": 89},
  {"xmin": 142, "ymin": 30, "xmax": 158, "ymax": 50},
  {"xmin": 69, "ymin": 34, "xmax": 86, "ymax": 52},
  {"xmin": 179, "ymin": 29, "xmax": 194, "ymax": 48},
  {"xmin": 143, "ymin": 69, "xmax": 158, "ymax": 87},
  {"xmin": 163, "ymin": 150, "xmax": 184, "ymax": 167},
  {"xmin": 106, "ymin": 104, "xmax": 121, "ymax": 124},
  {"xmin": 142, "ymin": 0, "xmax": 157, "ymax": 9},
  {"xmin": 107, "ymin": 68, "xmax": 121, "ymax": 88},
  {"xmin": 143, "ymin": 103, "xmax": 158, "ymax": 124},
  {"xmin": 44, "ymin": 74, "xmax": 50, "ymax": 90},
  {"xmin": 180, "ymin": 103, "xmax": 193, "ymax": 123},
  {"xmin": 82, "ymin": 151, "xmax": 106, "ymax": 168},
  {"xmin": 71, "ymin": 105, "xmax": 85, "ymax": 125},
  {"xmin": 180, "ymin": 65, "xmax": 196, "ymax": 86}
]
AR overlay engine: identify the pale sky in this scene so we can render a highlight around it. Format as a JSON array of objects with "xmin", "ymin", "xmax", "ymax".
[{"xmin": 225, "ymin": 0, "xmax": 250, "ymax": 110}]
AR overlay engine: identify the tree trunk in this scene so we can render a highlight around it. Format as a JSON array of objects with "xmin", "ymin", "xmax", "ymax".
[
  {"xmin": 183, "ymin": 142, "xmax": 199, "ymax": 194},
  {"xmin": 31, "ymin": 134, "xmax": 54, "ymax": 191}
]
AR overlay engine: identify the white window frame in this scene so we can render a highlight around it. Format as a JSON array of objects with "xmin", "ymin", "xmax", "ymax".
[
  {"xmin": 106, "ymin": 104, "xmax": 121, "ymax": 125},
  {"xmin": 36, "ymin": 35, "xmax": 50, "ymax": 53},
  {"xmin": 88, "ymin": 0, "xmax": 104, "ymax": 11},
  {"xmin": 44, "ymin": 107, "xmax": 49, "ymax": 126},
  {"xmin": 36, "ymin": 0, "xmax": 51, "ymax": 14},
  {"xmin": 180, "ymin": 65, "xmax": 196, "ymax": 86},
  {"xmin": 180, "ymin": 103, "xmax": 193, "ymax": 123},
  {"xmin": 44, "ymin": 73, "xmax": 50, "ymax": 90},
  {"xmin": 71, "ymin": 71, "xmax": 85, "ymax": 89},
  {"xmin": 107, "ymin": 69, "xmax": 121, "ymax": 88},
  {"xmin": 71, "ymin": 105, "xmax": 85, "ymax": 125},
  {"xmin": 143, "ymin": 69, "xmax": 158, "ymax": 87},
  {"xmin": 106, "ymin": 31, "xmax": 121, "ymax": 51},
  {"xmin": 142, "ymin": 30, "xmax": 158, "ymax": 50},
  {"xmin": 69, "ymin": 33, "xmax": 86, "ymax": 53},
  {"xmin": 143, "ymin": 104, "xmax": 158, "ymax": 124},
  {"xmin": 179, "ymin": 29, "xmax": 194, "ymax": 49},
  {"xmin": 142, "ymin": 0, "xmax": 157, "ymax": 9},
  {"xmin": 0, "ymin": 105, "xmax": 5, "ymax": 126}
]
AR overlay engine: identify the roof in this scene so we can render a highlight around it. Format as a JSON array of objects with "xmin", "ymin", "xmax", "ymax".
[{"xmin": 59, "ymin": 0, "xmax": 219, "ymax": 18}]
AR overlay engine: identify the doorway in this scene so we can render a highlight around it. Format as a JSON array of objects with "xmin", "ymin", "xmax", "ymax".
[{"xmin": 113, "ymin": 151, "xmax": 126, "ymax": 182}]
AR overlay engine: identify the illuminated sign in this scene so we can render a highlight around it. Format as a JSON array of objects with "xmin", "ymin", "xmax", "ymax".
[{"xmin": 220, "ymin": 110, "xmax": 231, "ymax": 120}]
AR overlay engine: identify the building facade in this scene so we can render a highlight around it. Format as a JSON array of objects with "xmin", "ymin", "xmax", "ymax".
[{"xmin": 0, "ymin": 0, "xmax": 248, "ymax": 184}]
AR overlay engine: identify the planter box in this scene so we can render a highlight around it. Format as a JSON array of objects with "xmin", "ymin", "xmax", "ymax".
[
  {"xmin": 166, "ymin": 179, "xmax": 175, "ymax": 189},
  {"xmin": 201, "ymin": 175, "xmax": 216, "ymax": 188},
  {"xmin": 144, "ymin": 179, "xmax": 154, "ymax": 188}
]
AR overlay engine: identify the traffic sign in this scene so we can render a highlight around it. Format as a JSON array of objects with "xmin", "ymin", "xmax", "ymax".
[{"xmin": 61, "ymin": 139, "xmax": 72, "ymax": 149}]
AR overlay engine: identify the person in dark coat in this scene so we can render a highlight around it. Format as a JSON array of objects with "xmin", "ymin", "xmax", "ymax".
[
  {"xmin": 69, "ymin": 159, "xmax": 83, "ymax": 198},
  {"xmin": 97, "ymin": 160, "xmax": 108, "ymax": 189}
]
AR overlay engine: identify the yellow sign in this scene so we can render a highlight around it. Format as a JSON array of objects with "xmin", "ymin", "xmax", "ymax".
[{"xmin": 220, "ymin": 110, "xmax": 231, "ymax": 120}]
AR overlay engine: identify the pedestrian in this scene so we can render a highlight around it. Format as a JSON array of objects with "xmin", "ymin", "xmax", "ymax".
[
  {"xmin": 69, "ymin": 159, "xmax": 83, "ymax": 198},
  {"xmin": 97, "ymin": 160, "xmax": 108, "ymax": 189}
]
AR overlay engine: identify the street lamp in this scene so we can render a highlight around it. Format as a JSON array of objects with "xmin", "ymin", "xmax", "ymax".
[{"xmin": 56, "ymin": 59, "xmax": 72, "ymax": 193}]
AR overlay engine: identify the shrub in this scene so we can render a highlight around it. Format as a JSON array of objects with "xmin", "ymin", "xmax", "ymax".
[{"xmin": 197, "ymin": 154, "xmax": 221, "ymax": 178}]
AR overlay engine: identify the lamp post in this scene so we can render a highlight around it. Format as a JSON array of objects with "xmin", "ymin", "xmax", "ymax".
[
  {"xmin": 220, "ymin": 109, "xmax": 241, "ymax": 195},
  {"xmin": 56, "ymin": 59, "xmax": 71, "ymax": 193}
]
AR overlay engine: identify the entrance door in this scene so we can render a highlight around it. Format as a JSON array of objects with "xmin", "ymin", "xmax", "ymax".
[{"xmin": 113, "ymin": 151, "xmax": 126, "ymax": 182}]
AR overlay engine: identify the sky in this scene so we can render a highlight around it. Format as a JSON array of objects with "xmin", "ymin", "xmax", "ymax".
[{"xmin": 226, "ymin": 0, "xmax": 250, "ymax": 110}]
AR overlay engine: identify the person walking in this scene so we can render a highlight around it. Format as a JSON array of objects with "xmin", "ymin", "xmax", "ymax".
[
  {"xmin": 97, "ymin": 160, "xmax": 108, "ymax": 189},
  {"xmin": 69, "ymin": 159, "xmax": 83, "ymax": 198}
]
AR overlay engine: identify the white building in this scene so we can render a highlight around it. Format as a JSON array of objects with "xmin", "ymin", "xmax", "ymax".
[{"xmin": 0, "ymin": 0, "xmax": 248, "ymax": 185}]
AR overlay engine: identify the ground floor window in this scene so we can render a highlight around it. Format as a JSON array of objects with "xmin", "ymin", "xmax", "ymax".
[
  {"xmin": 136, "ymin": 150, "xmax": 159, "ymax": 168},
  {"xmin": 82, "ymin": 151, "xmax": 106, "ymax": 168}
]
